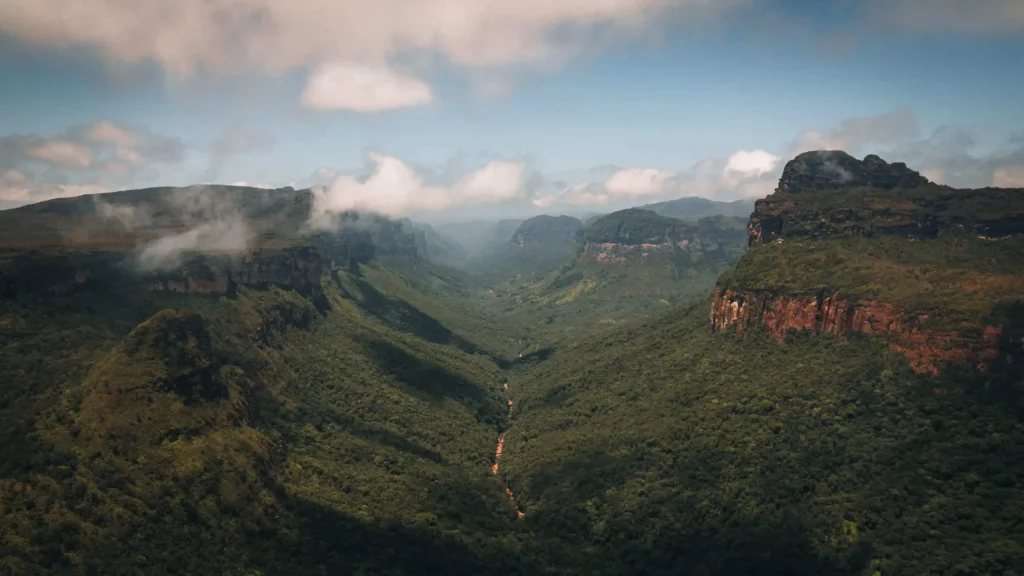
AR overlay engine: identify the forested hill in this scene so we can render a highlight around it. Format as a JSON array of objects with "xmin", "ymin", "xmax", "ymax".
[
  {"xmin": 502, "ymin": 151, "xmax": 1024, "ymax": 575},
  {"xmin": 2, "ymin": 153, "xmax": 1024, "ymax": 576}
]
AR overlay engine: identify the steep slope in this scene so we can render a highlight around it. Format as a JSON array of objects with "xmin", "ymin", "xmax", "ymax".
[
  {"xmin": 712, "ymin": 150, "xmax": 1024, "ymax": 375},
  {"xmin": 495, "ymin": 209, "xmax": 747, "ymax": 344},
  {"xmin": 0, "ymin": 188, "xmax": 539, "ymax": 575},
  {"xmin": 468, "ymin": 215, "xmax": 583, "ymax": 281},
  {"xmin": 500, "ymin": 153, "xmax": 1024, "ymax": 575},
  {"xmin": 435, "ymin": 219, "xmax": 525, "ymax": 259},
  {"xmin": 502, "ymin": 301, "xmax": 1024, "ymax": 575},
  {"xmin": 413, "ymin": 221, "xmax": 470, "ymax": 269}
]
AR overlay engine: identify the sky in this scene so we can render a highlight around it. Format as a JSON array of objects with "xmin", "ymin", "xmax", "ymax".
[{"xmin": 1, "ymin": 0, "xmax": 1023, "ymax": 222}]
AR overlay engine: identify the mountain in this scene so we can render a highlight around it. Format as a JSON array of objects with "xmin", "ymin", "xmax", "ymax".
[
  {"xmin": 435, "ymin": 219, "xmax": 524, "ymax": 259},
  {"xmin": 413, "ymin": 221, "xmax": 470, "ymax": 269},
  {"xmin": 0, "ymin": 186, "xmax": 537, "ymax": 575},
  {"xmin": 643, "ymin": 196, "xmax": 756, "ymax": 221},
  {"xmin": 712, "ymin": 150, "xmax": 1024, "ymax": 376},
  {"xmin": 500, "ymin": 151, "xmax": 1024, "ymax": 575},
  {"xmin": 467, "ymin": 215, "xmax": 583, "ymax": 281},
  {"xmin": 3, "ymin": 154, "xmax": 1024, "ymax": 575},
  {"xmin": 497, "ymin": 209, "xmax": 747, "ymax": 341}
]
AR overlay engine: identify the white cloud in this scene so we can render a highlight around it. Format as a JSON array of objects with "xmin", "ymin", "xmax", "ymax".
[
  {"xmin": 86, "ymin": 120, "xmax": 139, "ymax": 148},
  {"xmin": 0, "ymin": 0, "xmax": 743, "ymax": 110},
  {"xmin": 604, "ymin": 168, "xmax": 674, "ymax": 197},
  {"xmin": 563, "ymin": 183, "xmax": 612, "ymax": 206},
  {"xmin": 531, "ymin": 193, "xmax": 559, "ymax": 208},
  {"xmin": 230, "ymin": 181, "xmax": 274, "ymax": 189},
  {"xmin": 724, "ymin": 149, "xmax": 779, "ymax": 177},
  {"xmin": 790, "ymin": 109, "xmax": 919, "ymax": 156},
  {"xmin": 25, "ymin": 140, "xmax": 93, "ymax": 168},
  {"xmin": 0, "ymin": 0, "xmax": 728, "ymax": 73},
  {"xmin": 303, "ymin": 63, "xmax": 434, "ymax": 112},
  {"xmin": 993, "ymin": 167, "xmax": 1024, "ymax": 188},
  {"xmin": 2, "ymin": 170, "xmax": 29, "ymax": 186},
  {"xmin": 312, "ymin": 152, "xmax": 526, "ymax": 218},
  {"xmin": 137, "ymin": 219, "xmax": 253, "ymax": 270},
  {"xmin": 0, "ymin": 182, "xmax": 107, "ymax": 203},
  {"xmin": 0, "ymin": 121, "xmax": 183, "ymax": 208}
]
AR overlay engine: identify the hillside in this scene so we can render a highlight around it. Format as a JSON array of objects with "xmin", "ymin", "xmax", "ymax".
[
  {"xmin": 502, "ymin": 300, "xmax": 1024, "ymax": 575},
  {"xmin": 491, "ymin": 209, "xmax": 747, "ymax": 345},
  {"xmin": 467, "ymin": 215, "xmax": 583, "ymax": 282},
  {"xmin": 499, "ymin": 152, "xmax": 1024, "ymax": 575},
  {"xmin": 435, "ymin": 219, "xmax": 525, "ymax": 260},
  {"xmin": 413, "ymin": 222, "xmax": 470, "ymax": 269},
  {"xmin": 0, "ymin": 186, "xmax": 537, "ymax": 574},
  {"xmin": 1, "ymin": 152, "xmax": 1023, "ymax": 575}
]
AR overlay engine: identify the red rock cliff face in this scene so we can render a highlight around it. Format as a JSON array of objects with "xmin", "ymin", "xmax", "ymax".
[{"xmin": 710, "ymin": 287, "xmax": 1007, "ymax": 375}]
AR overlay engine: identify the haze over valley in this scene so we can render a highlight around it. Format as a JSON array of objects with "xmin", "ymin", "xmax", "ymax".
[{"xmin": 1, "ymin": 1, "xmax": 1024, "ymax": 575}]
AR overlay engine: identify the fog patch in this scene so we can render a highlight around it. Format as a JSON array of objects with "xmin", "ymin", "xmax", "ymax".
[{"xmin": 135, "ymin": 186, "xmax": 255, "ymax": 271}]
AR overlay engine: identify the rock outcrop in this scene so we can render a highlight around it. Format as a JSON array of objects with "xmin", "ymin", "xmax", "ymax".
[
  {"xmin": 775, "ymin": 151, "xmax": 929, "ymax": 196},
  {"xmin": 146, "ymin": 246, "xmax": 323, "ymax": 296},
  {"xmin": 748, "ymin": 151, "xmax": 1024, "ymax": 247},
  {"xmin": 714, "ymin": 150, "xmax": 1024, "ymax": 376},
  {"xmin": 578, "ymin": 210, "xmax": 747, "ymax": 265},
  {"xmin": 709, "ymin": 288, "xmax": 1012, "ymax": 375}
]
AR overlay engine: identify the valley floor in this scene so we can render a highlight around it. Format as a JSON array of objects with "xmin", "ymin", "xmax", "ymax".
[{"xmin": 1, "ymin": 257, "xmax": 1023, "ymax": 575}]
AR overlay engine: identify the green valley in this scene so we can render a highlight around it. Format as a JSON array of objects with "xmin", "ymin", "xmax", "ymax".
[{"xmin": 1, "ymin": 151, "xmax": 1022, "ymax": 575}]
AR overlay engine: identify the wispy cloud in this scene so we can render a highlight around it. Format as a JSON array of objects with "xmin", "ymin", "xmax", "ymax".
[
  {"xmin": 0, "ymin": 121, "xmax": 182, "ymax": 207},
  {"xmin": 134, "ymin": 187, "xmax": 255, "ymax": 270}
]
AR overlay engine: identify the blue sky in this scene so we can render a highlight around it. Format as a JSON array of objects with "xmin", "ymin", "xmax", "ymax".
[{"xmin": 1, "ymin": 0, "xmax": 1023, "ymax": 221}]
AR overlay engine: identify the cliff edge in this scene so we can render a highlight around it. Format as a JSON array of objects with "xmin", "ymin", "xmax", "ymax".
[{"xmin": 713, "ymin": 150, "xmax": 1024, "ymax": 375}]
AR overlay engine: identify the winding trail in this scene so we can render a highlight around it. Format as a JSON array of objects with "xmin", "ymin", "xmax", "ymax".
[{"xmin": 494, "ymin": 381, "xmax": 524, "ymax": 519}]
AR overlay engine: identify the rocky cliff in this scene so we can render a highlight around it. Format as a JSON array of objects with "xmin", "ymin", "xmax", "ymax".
[
  {"xmin": 714, "ymin": 150, "xmax": 1024, "ymax": 375},
  {"xmin": 710, "ymin": 287, "xmax": 1014, "ymax": 375},
  {"xmin": 748, "ymin": 151, "xmax": 1024, "ymax": 247},
  {"xmin": 146, "ymin": 246, "xmax": 323, "ymax": 296},
  {"xmin": 0, "ymin": 245, "xmax": 324, "ymax": 300},
  {"xmin": 578, "ymin": 210, "xmax": 746, "ymax": 265}
]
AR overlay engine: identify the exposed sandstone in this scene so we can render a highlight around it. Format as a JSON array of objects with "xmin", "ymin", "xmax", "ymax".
[{"xmin": 710, "ymin": 287, "xmax": 1012, "ymax": 375}]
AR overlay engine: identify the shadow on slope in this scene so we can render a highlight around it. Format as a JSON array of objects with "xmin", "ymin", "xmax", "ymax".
[
  {"xmin": 334, "ymin": 271, "xmax": 482, "ymax": 355},
  {"xmin": 366, "ymin": 339, "xmax": 504, "ymax": 428}
]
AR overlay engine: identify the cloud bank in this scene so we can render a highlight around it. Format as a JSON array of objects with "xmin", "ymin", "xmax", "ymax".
[
  {"xmin": 310, "ymin": 152, "xmax": 526, "ymax": 222},
  {"xmin": 0, "ymin": 0, "xmax": 745, "ymax": 112}
]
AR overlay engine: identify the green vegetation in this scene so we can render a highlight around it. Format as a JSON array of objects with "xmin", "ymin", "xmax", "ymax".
[
  {"xmin": 1, "ymin": 169, "xmax": 1023, "ymax": 575},
  {"xmin": 0, "ymin": 258, "xmax": 536, "ymax": 574},
  {"xmin": 467, "ymin": 215, "xmax": 583, "ymax": 282},
  {"xmin": 721, "ymin": 233, "xmax": 1024, "ymax": 325},
  {"xmin": 502, "ymin": 302, "xmax": 1024, "ymax": 575},
  {"xmin": 642, "ymin": 196, "xmax": 755, "ymax": 221},
  {"xmin": 479, "ymin": 210, "xmax": 748, "ymax": 346}
]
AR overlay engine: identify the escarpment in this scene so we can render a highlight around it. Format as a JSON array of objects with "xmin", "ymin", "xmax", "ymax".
[
  {"xmin": 710, "ymin": 288, "xmax": 1015, "ymax": 375},
  {"xmin": 748, "ymin": 151, "xmax": 1024, "ymax": 247},
  {"xmin": 578, "ymin": 210, "xmax": 746, "ymax": 265},
  {"xmin": 714, "ymin": 150, "xmax": 1024, "ymax": 375},
  {"xmin": 146, "ymin": 246, "xmax": 323, "ymax": 296}
]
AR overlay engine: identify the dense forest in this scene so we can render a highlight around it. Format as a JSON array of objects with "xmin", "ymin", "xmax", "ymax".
[{"xmin": 1, "ymin": 152, "xmax": 1023, "ymax": 574}]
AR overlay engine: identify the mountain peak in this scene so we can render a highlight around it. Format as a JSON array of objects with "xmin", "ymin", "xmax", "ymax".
[{"xmin": 777, "ymin": 150, "xmax": 930, "ymax": 195}]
